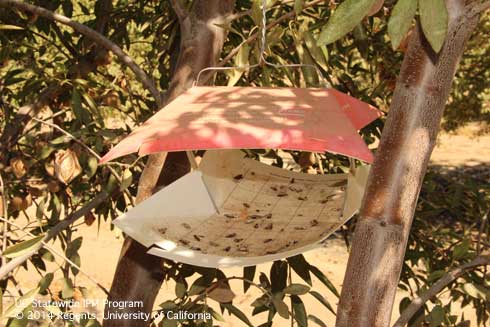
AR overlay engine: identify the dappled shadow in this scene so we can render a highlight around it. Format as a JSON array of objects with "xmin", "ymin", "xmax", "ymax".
[
  {"xmin": 429, "ymin": 162, "xmax": 490, "ymax": 184},
  {"xmin": 100, "ymin": 87, "xmax": 380, "ymax": 163}
]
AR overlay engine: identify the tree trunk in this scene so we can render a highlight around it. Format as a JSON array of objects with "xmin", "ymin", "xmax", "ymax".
[
  {"xmin": 335, "ymin": 1, "xmax": 479, "ymax": 326},
  {"xmin": 103, "ymin": 2, "xmax": 235, "ymax": 326}
]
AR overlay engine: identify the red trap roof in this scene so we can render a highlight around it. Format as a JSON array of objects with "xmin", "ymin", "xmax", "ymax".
[{"xmin": 100, "ymin": 87, "xmax": 381, "ymax": 163}]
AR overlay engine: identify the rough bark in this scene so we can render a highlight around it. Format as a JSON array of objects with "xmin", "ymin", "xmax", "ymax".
[
  {"xmin": 103, "ymin": 2, "xmax": 235, "ymax": 326},
  {"xmin": 335, "ymin": 1, "xmax": 480, "ymax": 326}
]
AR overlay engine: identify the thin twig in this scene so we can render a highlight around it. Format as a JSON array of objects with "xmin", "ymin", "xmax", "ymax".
[
  {"xmin": 197, "ymin": 0, "xmax": 326, "ymax": 85},
  {"xmin": 225, "ymin": 276, "xmax": 273, "ymax": 299},
  {"xmin": 476, "ymin": 209, "xmax": 490, "ymax": 255},
  {"xmin": 14, "ymin": 109, "xmax": 68, "ymax": 145},
  {"xmin": 0, "ymin": 0, "xmax": 162, "ymax": 107},
  {"xmin": 28, "ymin": 28, "xmax": 71, "ymax": 59},
  {"xmin": 225, "ymin": 0, "xmax": 304, "ymax": 23},
  {"xmin": 0, "ymin": 173, "xmax": 8, "ymax": 266},
  {"xmin": 218, "ymin": 0, "xmax": 325, "ymax": 68},
  {"xmin": 0, "ymin": 216, "xmax": 109, "ymax": 295},
  {"xmin": 8, "ymin": 275, "xmax": 25, "ymax": 297},
  {"xmin": 392, "ymin": 256, "xmax": 490, "ymax": 327},
  {"xmin": 32, "ymin": 118, "xmax": 102, "ymax": 161},
  {"xmin": 31, "ymin": 117, "xmax": 135, "ymax": 206},
  {"xmin": 0, "ymin": 191, "xmax": 109, "ymax": 281}
]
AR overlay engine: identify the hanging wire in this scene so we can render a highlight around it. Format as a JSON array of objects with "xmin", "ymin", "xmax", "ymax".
[
  {"xmin": 194, "ymin": 0, "xmax": 330, "ymax": 87},
  {"xmin": 193, "ymin": 1, "xmax": 354, "ymax": 175}
]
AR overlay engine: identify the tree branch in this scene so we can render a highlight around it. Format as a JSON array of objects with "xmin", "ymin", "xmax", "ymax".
[
  {"xmin": 472, "ymin": 0, "xmax": 490, "ymax": 14},
  {"xmin": 218, "ymin": 0, "xmax": 325, "ymax": 68},
  {"xmin": 170, "ymin": 0, "xmax": 191, "ymax": 37},
  {"xmin": 0, "ymin": 0, "xmax": 162, "ymax": 107},
  {"xmin": 336, "ymin": 1, "xmax": 480, "ymax": 325},
  {"xmin": 0, "ymin": 173, "xmax": 8, "ymax": 267},
  {"xmin": 195, "ymin": 0, "xmax": 324, "ymax": 85},
  {"xmin": 0, "ymin": 216, "xmax": 109, "ymax": 295},
  {"xmin": 392, "ymin": 256, "xmax": 490, "ymax": 327},
  {"xmin": 170, "ymin": 0, "xmax": 188, "ymax": 23},
  {"xmin": 104, "ymin": 2, "xmax": 236, "ymax": 326},
  {"xmin": 0, "ymin": 85, "xmax": 60, "ymax": 155},
  {"xmin": 0, "ymin": 191, "xmax": 109, "ymax": 281}
]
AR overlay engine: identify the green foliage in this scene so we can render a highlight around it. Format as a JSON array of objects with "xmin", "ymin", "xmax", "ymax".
[
  {"xmin": 317, "ymin": 0, "xmax": 378, "ymax": 46},
  {"xmin": 400, "ymin": 166, "xmax": 490, "ymax": 325},
  {"xmin": 444, "ymin": 12, "xmax": 490, "ymax": 131},
  {"xmin": 318, "ymin": 0, "xmax": 449, "ymax": 53},
  {"xmin": 387, "ymin": 0, "xmax": 417, "ymax": 50},
  {"xmin": 419, "ymin": 0, "xmax": 448, "ymax": 53},
  {"xmin": 2, "ymin": 235, "xmax": 44, "ymax": 258}
]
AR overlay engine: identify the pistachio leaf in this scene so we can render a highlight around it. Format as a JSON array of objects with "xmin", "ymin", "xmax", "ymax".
[
  {"xmin": 222, "ymin": 304, "xmax": 253, "ymax": 327},
  {"xmin": 159, "ymin": 301, "xmax": 177, "ymax": 310},
  {"xmin": 309, "ymin": 265, "xmax": 339, "ymax": 297},
  {"xmin": 272, "ymin": 297, "xmax": 290, "ymax": 319},
  {"xmin": 175, "ymin": 279, "xmax": 187, "ymax": 298},
  {"xmin": 0, "ymin": 25, "xmax": 24, "ymax": 30},
  {"xmin": 207, "ymin": 285, "xmax": 236, "ymax": 303},
  {"xmin": 188, "ymin": 276, "xmax": 208, "ymax": 296},
  {"xmin": 388, "ymin": 0, "xmax": 418, "ymax": 50},
  {"xmin": 462, "ymin": 283, "xmax": 490, "ymax": 300},
  {"xmin": 419, "ymin": 0, "xmax": 448, "ymax": 53},
  {"xmin": 38, "ymin": 273, "xmax": 54, "ymax": 293},
  {"xmin": 243, "ymin": 265, "xmax": 256, "ymax": 293},
  {"xmin": 309, "ymin": 290, "xmax": 336, "ymax": 315},
  {"xmin": 227, "ymin": 44, "xmax": 250, "ymax": 86},
  {"xmin": 1, "ymin": 288, "xmax": 39, "ymax": 319},
  {"xmin": 291, "ymin": 295, "xmax": 308, "ymax": 327},
  {"xmin": 120, "ymin": 169, "xmax": 133, "ymax": 191},
  {"xmin": 368, "ymin": 0, "xmax": 384, "ymax": 16},
  {"xmin": 3, "ymin": 235, "xmax": 44, "ymax": 259},
  {"xmin": 285, "ymin": 283, "xmax": 310, "ymax": 295},
  {"xmin": 86, "ymin": 156, "xmax": 98, "ymax": 178},
  {"xmin": 308, "ymin": 314, "xmax": 327, "ymax": 327},
  {"xmin": 427, "ymin": 305, "xmax": 445, "ymax": 327},
  {"xmin": 287, "ymin": 255, "xmax": 312, "ymax": 286},
  {"xmin": 62, "ymin": 278, "xmax": 74, "ymax": 299},
  {"xmin": 304, "ymin": 30, "xmax": 328, "ymax": 71},
  {"xmin": 294, "ymin": 0, "xmax": 303, "ymax": 15},
  {"xmin": 317, "ymin": 0, "xmax": 378, "ymax": 45},
  {"xmin": 207, "ymin": 306, "xmax": 225, "ymax": 322}
]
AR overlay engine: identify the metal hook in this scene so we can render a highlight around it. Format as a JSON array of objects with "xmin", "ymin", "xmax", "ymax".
[{"xmin": 193, "ymin": 0, "xmax": 330, "ymax": 88}]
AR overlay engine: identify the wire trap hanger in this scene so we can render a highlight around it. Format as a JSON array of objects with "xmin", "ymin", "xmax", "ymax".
[
  {"xmin": 100, "ymin": 0, "xmax": 382, "ymax": 164},
  {"xmin": 195, "ymin": 0, "xmax": 330, "ymax": 87},
  {"xmin": 99, "ymin": 0, "xmax": 383, "ymax": 268}
]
